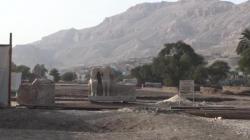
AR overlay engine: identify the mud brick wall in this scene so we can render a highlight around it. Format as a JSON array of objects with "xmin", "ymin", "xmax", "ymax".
[
  {"xmin": 223, "ymin": 86, "xmax": 250, "ymax": 94},
  {"xmin": 200, "ymin": 87, "xmax": 221, "ymax": 94},
  {"xmin": 162, "ymin": 87, "xmax": 178, "ymax": 94}
]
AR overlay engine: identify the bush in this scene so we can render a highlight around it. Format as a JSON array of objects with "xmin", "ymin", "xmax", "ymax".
[
  {"xmin": 49, "ymin": 68, "xmax": 61, "ymax": 82},
  {"xmin": 61, "ymin": 72, "xmax": 77, "ymax": 82}
]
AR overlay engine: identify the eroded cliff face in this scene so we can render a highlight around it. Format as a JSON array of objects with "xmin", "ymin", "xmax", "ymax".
[{"xmin": 13, "ymin": 0, "xmax": 250, "ymax": 68}]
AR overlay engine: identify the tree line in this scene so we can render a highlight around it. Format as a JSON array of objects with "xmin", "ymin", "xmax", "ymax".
[
  {"xmin": 131, "ymin": 28, "xmax": 250, "ymax": 87},
  {"xmin": 131, "ymin": 41, "xmax": 230, "ymax": 87},
  {"xmin": 12, "ymin": 64, "xmax": 77, "ymax": 82}
]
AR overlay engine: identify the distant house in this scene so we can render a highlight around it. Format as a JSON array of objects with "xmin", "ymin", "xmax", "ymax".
[{"xmin": 144, "ymin": 82, "xmax": 162, "ymax": 88}]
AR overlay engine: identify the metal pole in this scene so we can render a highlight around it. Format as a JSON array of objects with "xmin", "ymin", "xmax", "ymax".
[
  {"xmin": 193, "ymin": 90, "xmax": 194, "ymax": 106},
  {"xmin": 192, "ymin": 82, "xmax": 195, "ymax": 106},
  {"xmin": 8, "ymin": 33, "xmax": 12, "ymax": 107},
  {"xmin": 178, "ymin": 82, "xmax": 181, "ymax": 106}
]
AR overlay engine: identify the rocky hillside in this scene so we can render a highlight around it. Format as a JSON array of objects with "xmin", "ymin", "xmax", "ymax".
[{"xmin": 13, "ymin": 0, "xmax": 250, "ymax": 68}]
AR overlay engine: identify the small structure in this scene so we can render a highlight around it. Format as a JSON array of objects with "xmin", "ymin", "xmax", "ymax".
[
  {"xmin": 11, "ymin": 72, "xmax": 22, "ymax": 96},
  {"xmin": 0, "ymin": 33, "xmax": 12, "ymax": 107},
  {"xmin": 88, "ymin": 67, "xmax": 136, "ymax": 102},
  {"xmin": 179, "ymin": 80, "xmax": 195, "ymax": 104},
  {"xmin": 17, "ymin": 79, "xmax": 55, "ymax": 106},
  {"xmin": 11, "ymin": 72, "xmax": 22, "ymax": 100},
  {"xmin": 120, "ymin": 78, "xmax": 137, "ymax": 86}
]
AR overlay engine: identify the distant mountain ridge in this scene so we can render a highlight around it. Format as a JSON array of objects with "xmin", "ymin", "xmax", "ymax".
[{"xmin": 13, "ymin": 0, "xmax": 250, "ymax": 68}]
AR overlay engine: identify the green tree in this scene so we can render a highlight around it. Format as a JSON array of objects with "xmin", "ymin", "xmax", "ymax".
[
  {"xmin": 236, "ymin": 28, "xmax": 250, "ymax": 55},
  {"xmin": 131, "ymin": 64, "xmax": 162, "ymax": 85},
  {"xmin": 152, "ymin": 41, "xmax": 205, "ymax": 86},
  {"xmin": 131, "ymin": 41, "xmax": 206, "ymax": 86},
  {"xmin": 16, "ymin": 65, "xmax": 31, "ymax": 80},
  {"xmin": 207, "ymin": 61, "xmax": 230, "ymax": 85},
  {"xmin": 192, "ymin": 65, "xmax": 208, "ymax": 85},
  {"xmin": 49, "ymin": 68, "xmax": 60, "ymax": 82},
  {"xmin": 61, "ymin": 72, "xmax": 77, "ymax": 82},
  {"xmin": 131, "ymin": 66, "xmax": 144, "ymax": 85},
  {"xmin": 13, "ymin": 65, "xmax": 32, "ymax": 80},
  {"xmin": 238, "ymin": 48, "xmax": 250, "ymax": 74},
  {"xmin": 236, "ymin": 28, "xmax": 250, "ymax": 75},
  {"xmin": 32, "ymin": 64, "xmax": 48, "ymax": 78}
]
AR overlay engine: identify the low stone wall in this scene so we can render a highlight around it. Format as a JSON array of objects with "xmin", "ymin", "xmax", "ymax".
[
  {"xmin": 111, "ymin": 84, "xmax": 136, "ymax": 96},
  {"xmin": 200, "ymin": 87, "xmax": 221, "ymax": 94},
  {"xmin": 223, "ymin": 86, "xmax": 250, "ymax": 94},
  {"xmin": 89, "ymin": 84, "xmax": 136, "ymax": 102},
  {"xmin": 55, "ymin": 84, "xmax": 87, "ymax": 96},
  {"xmin": 17, "ymin": 79, "xmax": 55, "ymax": 106},
  {"xmin": 162, "ymin": 87, "xmax": 178, "ymax": 94}
]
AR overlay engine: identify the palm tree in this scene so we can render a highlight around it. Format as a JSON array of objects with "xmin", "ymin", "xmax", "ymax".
[{"xmin": 236, "ymin": 28, "xmax": 250, "ymax": 55}]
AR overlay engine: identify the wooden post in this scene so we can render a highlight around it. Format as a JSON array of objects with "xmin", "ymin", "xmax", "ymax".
[{"xmin": 8, "ymin": 33, "xmax": 12, "ymax": 107}]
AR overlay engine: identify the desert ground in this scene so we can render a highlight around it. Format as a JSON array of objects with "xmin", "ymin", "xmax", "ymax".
[{"xmin": 2, "ymin": 84, "xmax": 250, "ymax": 140}]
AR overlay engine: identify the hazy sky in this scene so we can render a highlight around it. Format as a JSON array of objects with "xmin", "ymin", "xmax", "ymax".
[{"xmin": 0, "ymin": 0, "xmax": 247, "ymax": 45}]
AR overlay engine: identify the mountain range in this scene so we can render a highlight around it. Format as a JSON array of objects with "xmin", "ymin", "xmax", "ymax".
[{"xmin": 13, "ymin": 0, "xmax": 250, "ymax": 69}]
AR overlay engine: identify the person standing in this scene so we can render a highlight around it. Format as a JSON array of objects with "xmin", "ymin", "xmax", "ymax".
[{"xmin": 96, "ymin": 71, "xmax": 103, "ymax": 96}]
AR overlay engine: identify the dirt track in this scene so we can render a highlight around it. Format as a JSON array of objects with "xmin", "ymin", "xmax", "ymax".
[{"xmin": 0, "ymin": 109, "xmax": 249, "ymax": 140}]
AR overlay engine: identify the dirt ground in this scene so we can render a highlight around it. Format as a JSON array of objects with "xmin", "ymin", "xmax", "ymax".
[
  {"xmin": 3, "ymin": 84, "xmax": 250, "ymax": 140},
  {"xmin": 0, "ymin": 109, "xmax": 250, "ymax": 140}
]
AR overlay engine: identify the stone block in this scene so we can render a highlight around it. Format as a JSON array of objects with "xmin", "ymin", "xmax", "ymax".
[{"xmin": 17, "ymin": 79, "xmax": 55, "ymax": 106}]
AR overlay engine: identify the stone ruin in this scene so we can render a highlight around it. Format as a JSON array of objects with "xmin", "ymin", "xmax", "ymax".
[
  {"xmin": 88, "ymin": 67, "xmax": 136, "ymax": 102},
  {"xmin": 17, "ymin": 79, "xmax": 55, "ymax": 106}
]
